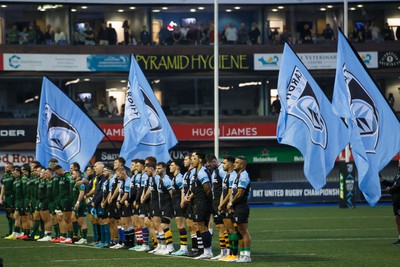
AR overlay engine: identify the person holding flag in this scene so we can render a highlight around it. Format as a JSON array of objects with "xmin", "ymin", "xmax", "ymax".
[{"xmin": 332, "ymin": 30, "xmax": 400, "ymax": 206}]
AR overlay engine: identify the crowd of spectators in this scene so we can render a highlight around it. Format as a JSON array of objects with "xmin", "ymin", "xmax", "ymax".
[{"xmin": 5, "ymin": 20, "xmax": 400, "ymax": 46}]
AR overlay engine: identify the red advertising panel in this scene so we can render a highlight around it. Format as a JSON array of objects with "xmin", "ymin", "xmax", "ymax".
[{"xmin": 100, "ymin": 123, "xmax": 277, "ymax": 141}]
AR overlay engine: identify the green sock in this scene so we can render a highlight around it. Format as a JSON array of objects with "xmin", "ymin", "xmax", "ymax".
[
  {"xmin": 40, "ymin": 221, "xmax": 45, "ymax": 237},
  {"xmin": 68, "ymin": 231, "xmax": 73, "ymax": 239}
]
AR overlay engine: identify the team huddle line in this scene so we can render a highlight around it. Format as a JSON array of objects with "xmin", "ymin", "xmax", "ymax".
[{"xmin": 1, "ymin": 151, "xmax": 252, "ymax": 263}]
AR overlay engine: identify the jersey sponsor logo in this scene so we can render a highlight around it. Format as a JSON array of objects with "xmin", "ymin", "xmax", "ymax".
[
  {"xmin": 286, "ymin": 66, "xmax": 327, "ymax": 149},
  {"xmin": 139, "ymin": 85, "xmax": 166, "ymax": 146},
  {"xmin": 38, "ymin": 104, "xmax": 80, "ymax": 162},
  {"xmin": 342, "ymin": 66, "xmax": 379, "ymax": 153}
]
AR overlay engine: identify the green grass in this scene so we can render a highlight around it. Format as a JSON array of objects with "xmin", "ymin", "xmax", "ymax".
[{"xmin": 0, "ymin": 205, "xmax": 398, "ymax": 266}]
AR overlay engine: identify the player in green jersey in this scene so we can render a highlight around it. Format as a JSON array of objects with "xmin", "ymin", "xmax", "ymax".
[
  {"xmin": 72, "ymin": 169, "xmax": 88, "ymax": 244},
  {"xmin": 1, "ymin": 162, "xmax": 15, "ymax": 237},
  {"xmin": 17, "ymin": 165, "xmax": 32, "ymax": 240},
  {"xmin": 5, "ymin": 166, "xmax": 23, "ymax": 240},
  {"xmin": 37, "ymin": 168, "xmax": 54, "ymax": 241},
  {"xmin": 54, "ymin": 165, "xmax": 73, "ymax": 244}
]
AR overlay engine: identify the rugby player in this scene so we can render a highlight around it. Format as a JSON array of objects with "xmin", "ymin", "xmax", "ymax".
[
  {"xmin": 54, "ymin": 165, "xmax": 73, "ymax": 244},
  {"xmin": 1, "ymin": 162, "xmax": 15, "ymax": 238},
  {"xmin": 227, "ymin": 156, "xmax": 252, "ymax": 263},
  {"xmin": 36, "ymin": 168, "xmax": 54, "ymax": 242},
  {"xmin": 115, "ymin": 166, "xmax": 134, "ymax": 249},
  {"xmin": 185, "ymin": 151, "xmax": 213, "ymax": 259},
  {"xmin": 72, "ymin": 169, "xmax": 88, "ymax": 244},
  {"xmin": 218, "ymin": 156, "xmax": 238, "ymax": 262},
  {"xmin": 169, "ymin": 160, "xmax": 189, "ymax": 256},
  {"xmin": 156, "ymin": 162, "xmax": 175, "ymax": 254},
  {"xmin": 206, "ymin": 154, "xmax": 229, "ymax": 260},
  {"xmin": 5, "ymin": 166, "xmax": 23, "ymax": 239}
]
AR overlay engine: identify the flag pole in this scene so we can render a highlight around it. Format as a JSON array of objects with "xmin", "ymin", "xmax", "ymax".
[
  {"xmin": 343, "ymin": 0, "xmax": 350, "ymax": 163},
  {"xmin": 214, "ymin": 0, "xmax": 219, "ymax": 158}
]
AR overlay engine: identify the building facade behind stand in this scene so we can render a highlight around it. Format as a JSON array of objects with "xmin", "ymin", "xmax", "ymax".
[{"xmin": 0, "ymin": 0, "xmax": 399, "ymax": 203}]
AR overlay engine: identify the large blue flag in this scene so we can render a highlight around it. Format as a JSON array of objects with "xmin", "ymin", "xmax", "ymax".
[
  {"xmin": 120, "ymin": 55, "xmax": 178, "ymax": 163},
  {"xmin": 36, "ymin": 77, "xmax": 105, "ymax": 171},
  {"xmin": 119, "ymin": 55, "xmax": 151, "ymax": 163},
  {"xmin": 277, "ymin": 43, "xmax": 350, "ymax": 191},
  {"xmin": 332, "ymin": 31, "xmax": 400, "ymax": 206}
]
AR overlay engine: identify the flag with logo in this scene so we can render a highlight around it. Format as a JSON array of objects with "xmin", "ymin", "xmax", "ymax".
[
  {"xmin": 277, "ymin": 43, "xmax": 350, "ymax": 191},
  {"xmin": 120, "ymin": 55, "xmax": 178, "ymax": 163},
  {"xmin": 332, "ymin": 30, "xmax": 400, "ymax": 206},
  {"xmin": 36, "ymin": 77, "xmax": 105, "ymax": 171},
  {"xmin": 119, "ymin": 55, "xmax": 151, "ymax": 163}
]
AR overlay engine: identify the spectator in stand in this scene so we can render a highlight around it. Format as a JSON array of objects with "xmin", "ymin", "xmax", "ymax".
[
  {"xmin": 353, "ymin": 24, "xmax": 366, "ymax": 43},
  {"xmin": 180, "ymin": 23, "xmax": 190, "ymax": 45},
  {"xmin": 186, "ymin": 24, "xmax": 202, "ymax": 45},
  {"xmin": 221, "ymin": 25, "xmax": 227, "ymax": 44},
  {"xmin": 33, "ymin": 23, "xmax": 44, "ymax": 44},
  {"xmin": 370, "ymin": 23, "xmax": 381, "ymax": 42},
  {"xmin": 140, "ymin": 25, "xmax": 151, "ymax": 45},
  {"xmin": 122, "ymin": 20, "xmax": 130, "ymax": 45},
  {"xmin": 225, "ymin": 22, "xmax": 238, "ymax": 44},
  {"xmin": 299, "ymin": 23, "xmax": 313, "ymax": 44},
  {"xmin": 54, "ymin": 27, "xmax": 67, "ymax": 45},
  {"xmin": 44, "ymin": 24, "xmax": 54, "ymax": 45},
  {"xmin": 27, "ymin": 24, "xmax": 36, "ymax": 44},
  {"xmin": 172, "ymin": 26, "xmax": 183, "ymax": 45},
  {"xmin": 158, "ymin": 24, "xmax": 171, "ymax": 45},
  {"xmin": 98, "ymin": 23, "xmax": 109, "ymax": 45},
  {"xmin": 382, "ymin": 23, "xmax": 395, "ymax": 41},
  {"xmin": 84, "ymin": 22, "xmax": 95, "ymax": 45},
  {"xmin": 280, "ymin": 26, "xmax": 293, "ymax": 44},
  {"xmin": 271, "ymin": 95, "xmax": 281, "ymax": 115},
  {"xmin": 209, "ymin": 23, "xmax": 220, "ymax": 45},
  {"xmin": 237, "ymin": 23, "xmax": 248, "ymax": 44},
  {"xmin": 269, "ymin": 28, "xmax": 279, "ymax": 44},
  {"xmin": 83, "ymin": 97, "xmax": 94, "ymax": 116},
  {"xmin": 322, "ymin": 23, "xmax": 334, "ymax": 40},
  {"xmin": 107, "ymin": 23, "xmax": 117, "ymax": 45},
  {"xmin": 249, "ymin": 22, "xmax": 260, "ymax": 44},
  {"xmin": 7, "ymin": 23, "xmax": 19, "ymax": 44},
  {"xmin": 108, "ymin": 96, "xmax": 118, "ymax": 117},
  {"xmin": 18, "ymin": 27, "xmax": 29, "ymax": 44}
]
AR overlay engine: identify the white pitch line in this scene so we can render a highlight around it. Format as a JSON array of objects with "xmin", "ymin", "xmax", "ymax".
[
  {"xmin": 253, "ymin": 237, "xmax": 394, "ymax": 242},
  {"xmin": 261, "ymin": 227, "xmax": 392, "ymax": 232}
]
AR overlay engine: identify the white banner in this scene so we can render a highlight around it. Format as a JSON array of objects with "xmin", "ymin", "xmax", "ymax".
[
  {"xmin": 4, "ymin": 54, "xmax": 89, "ymax": 71},
  {"xmin": 254, "ymin": 51, "xmax": 378, "ymax": 70}
]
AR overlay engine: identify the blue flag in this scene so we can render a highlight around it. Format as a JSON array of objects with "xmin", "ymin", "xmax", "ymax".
[
  {"xmin": 277, "ymin": 43, "xmax": 350, "ymax": 191},
  {"xmin": 332, "ymin": 31, "xmax": 400, "ymax": 206},
  {"xmin": 120, "ymin": 55, "xmax": 178, "ymax": 163},
  {"xmin": 119, "ymin": 55, "xmax": 152, "ymax": 163},
  {"xmin": 36, "ymin": 77, "xmax": 105, "ymax": 171}
]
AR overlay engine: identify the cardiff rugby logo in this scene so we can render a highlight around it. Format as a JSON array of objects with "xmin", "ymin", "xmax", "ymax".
[
  {"xmin": 139, "ymin": 85, "xmax": 166, "ymax": 146},
  {"xmin": 41, "ymin": 104, "xmax": 80, "ymax": 162},
  {"xmin": 342, "ymin": 66, "xmax": 379, "ymax": 153},
  {"xmin": 286, "ymin": 66, "xmax": 327, "ymax": 149}
]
